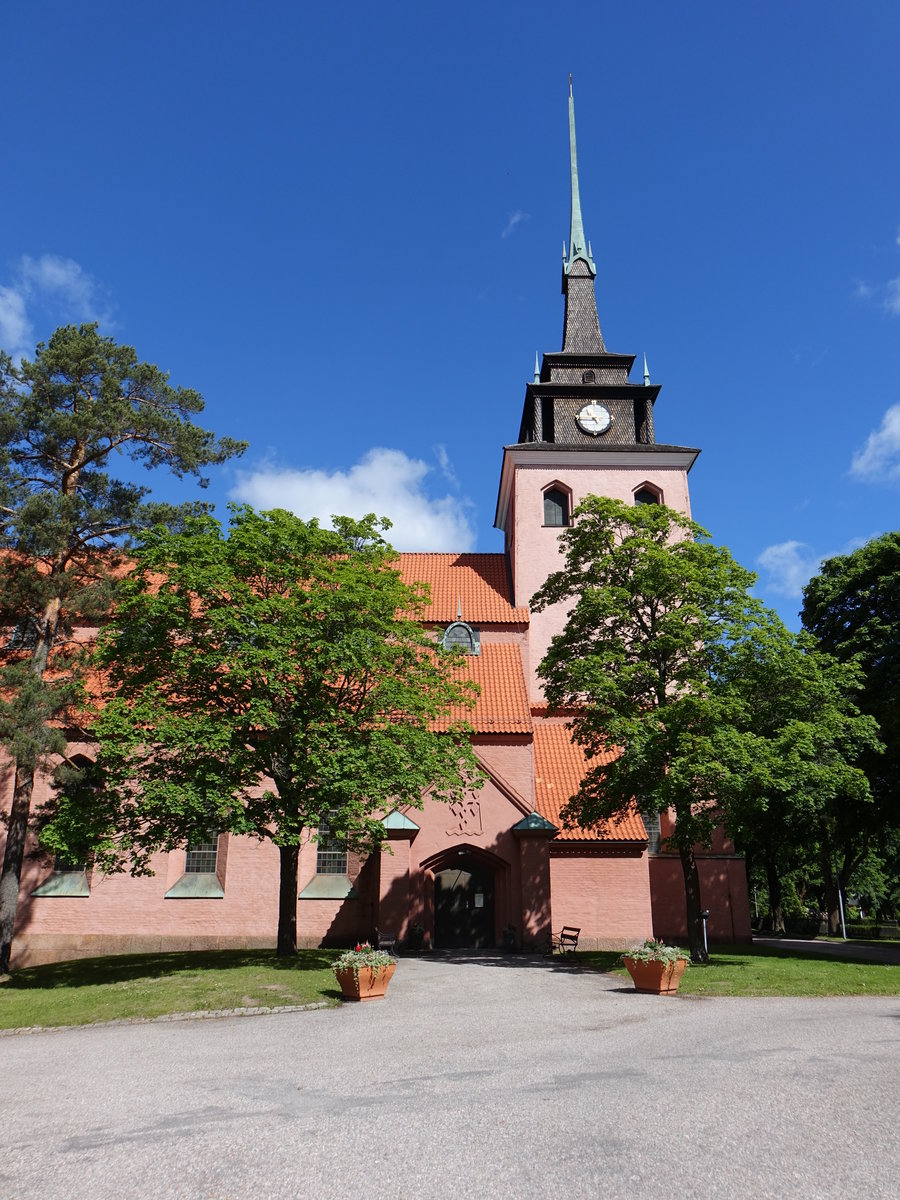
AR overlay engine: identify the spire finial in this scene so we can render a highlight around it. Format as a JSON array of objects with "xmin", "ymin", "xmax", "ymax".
[
  {"xmin": 564, "ymin": 76, "xmax": 596, "ymax": 278},
  {"xmin": 534, "ymin": 351, "xmax": 540, "ymax": 383},
  {"xmin": 643, "ymin": 353, "xmax": 650, "ymax": 385}
]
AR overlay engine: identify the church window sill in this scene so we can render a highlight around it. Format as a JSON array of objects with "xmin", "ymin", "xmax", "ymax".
[
  {"xmin": 299, "ymin": 875, "xmax": 357, "ymax": 900},
  {"xmin": 32, "ymin": 871, "xmax": 91, "ymax": 898}
]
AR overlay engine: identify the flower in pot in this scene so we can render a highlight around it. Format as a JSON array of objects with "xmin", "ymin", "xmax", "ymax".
[
  {"xmin": 621, "ymin": 939, "xmax": 689, "ymax": 995},
  {"xmin": 332, "ymin": 942, "xmax": 398, "ymax": 1001}
]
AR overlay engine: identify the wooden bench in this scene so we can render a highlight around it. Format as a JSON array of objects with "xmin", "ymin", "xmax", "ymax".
[
  {"xmin": 549, "ymin": 925, "xmax": 581, "ymax": 955},
  {"xmin": 375, "ymin": 927, "xmax": 398, "ymax": 955}
]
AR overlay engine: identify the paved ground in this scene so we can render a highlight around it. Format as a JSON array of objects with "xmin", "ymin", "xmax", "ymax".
[
  {"xmin": 1, "ymin": 953, "xmax": 898, "ymax": 1200},
  {"xmin": 753, "ymin": 935, "xmax": 900, "ymax": 964}
]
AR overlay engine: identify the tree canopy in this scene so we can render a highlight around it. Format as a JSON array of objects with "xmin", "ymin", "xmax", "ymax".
[
  {"xmin": 0, "ymin": 323, "xmax": 245, "ymax": 973},
  {"xmin": 713, "ymin": 612, "xmax": 880, "ymax": 933},
  {"xmin": 801, "ymin": 531, "xmax": 900, "ymax": 924},
  {"xmin": 41, "ymin": 506, "xmax": 482, "ymax": 955},
  {"xmin": 532, "ymin": 495, "xmax": 759, "ymax": 962},
  {"xmin": 802, "ymin": 533, "xmax": 899, "ymax": 809}
]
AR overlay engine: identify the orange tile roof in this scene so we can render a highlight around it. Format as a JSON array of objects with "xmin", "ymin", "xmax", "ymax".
[
  {"xmin": 533, "ymin": 722, "xmax": 648, "ymax": 843},
  {"xmin": 434, "ymin": 642, "xmax": 532, "ymax": 734},
  {"xmin": 398, "ymin": 554, "xmax": 528, "ymax": 624}
]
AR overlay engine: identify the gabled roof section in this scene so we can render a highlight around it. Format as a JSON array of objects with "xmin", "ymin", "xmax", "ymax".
[
  {"xmin": 533, "ymin": 721, "xmax": 648, "ymax": 843},
  {"xmin": 399, "ymin": 553, "xmax": 528, "ymax": 624},
  {"xmin": 434, "ymin": 642, "xmax": 532, "ymax": 734}
]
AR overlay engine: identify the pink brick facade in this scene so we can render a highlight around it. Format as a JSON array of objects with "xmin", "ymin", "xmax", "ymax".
[{"xmin": 549, "ymin": 849, "xmax": 654, "ymax": 950}]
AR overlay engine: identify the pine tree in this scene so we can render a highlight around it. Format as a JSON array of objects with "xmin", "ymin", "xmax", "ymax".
[{"xmin": 0, "ymin": 324, "xmax": 246, "ymax": 972}]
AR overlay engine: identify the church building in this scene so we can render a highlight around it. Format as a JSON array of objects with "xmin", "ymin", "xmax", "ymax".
[{"xmin": 3, "ymin": 87, "xmax": 751, "ymax": 968}]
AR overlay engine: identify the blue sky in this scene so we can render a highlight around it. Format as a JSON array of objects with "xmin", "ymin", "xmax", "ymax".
[{"xmin": 3, "ymin": 2, "xmax": 899, "ymax": 627}]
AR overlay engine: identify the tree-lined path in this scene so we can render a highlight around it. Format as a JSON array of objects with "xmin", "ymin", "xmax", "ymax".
[{"xmin": 1, "ymin": 955, "xmax": 897, "ymax": 1199}]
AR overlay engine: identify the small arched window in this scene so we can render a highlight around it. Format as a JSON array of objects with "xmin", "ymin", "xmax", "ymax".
[
  {"xmin": 543, "ymin": 487, "xmax": 570, "ymax": 527},
  {"xmin": 634, "ymin": 484, "xmax": 662, "ymax": 506},
  {"xmin": 442, "ymin": 621, "xmax": 481, "ymax": 656}
]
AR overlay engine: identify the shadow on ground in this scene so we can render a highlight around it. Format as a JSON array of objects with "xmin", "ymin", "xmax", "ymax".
[
  {"xmin": 410, "ymin": 949, "xmax": 618, "ymax": 972},
  {"xmin": 3, "ymin": 949, "xmax": 338, "ymax": 991}
]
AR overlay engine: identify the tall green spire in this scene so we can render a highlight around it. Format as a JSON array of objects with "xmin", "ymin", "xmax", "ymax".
[{"xmin": 564, "ymin": 75, "xmax": 596, "ymax": 278}]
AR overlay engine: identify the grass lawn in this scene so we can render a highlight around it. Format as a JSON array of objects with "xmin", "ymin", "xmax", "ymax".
[
  {"xmin": 0, "ymin": 949, "xmax": 341, "ymax": 1030},
  {"xmin": 576, "ymin": 944, "xmax": 900, "ymax": 997}
]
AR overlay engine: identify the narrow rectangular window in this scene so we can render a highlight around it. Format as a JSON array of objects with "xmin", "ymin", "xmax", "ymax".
[
  {"xmin": 316, "ymin": 818, "xmax": 348, "ymax": 875},
  {"xmin": 185, "ymin": 831, "xmax": 219, "ymax": 874},
  {"xmin": 53, "ymin": 854, "xmax": 88, "ymax": 873},
  {"xmin": 640, "ymin": 811, "xmax": 662, "ymax": 854},
  {"xmin": 541, "ymin": 398, "xmax": 555, "ymax": 444}
]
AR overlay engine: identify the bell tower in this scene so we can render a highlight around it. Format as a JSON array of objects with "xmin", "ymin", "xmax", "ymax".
[{"xmin": 495, "ymin": 79, "xmax": 700, "ymax": 699}]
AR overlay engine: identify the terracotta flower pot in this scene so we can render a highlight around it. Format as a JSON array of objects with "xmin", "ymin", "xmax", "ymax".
[
  {"xmin": 623, "ymin": 956, "xmax": 687, "ymax": 995},
  {"xmin": 335, "ymin": 962, "xmax": 396, "ymax": 1001}
]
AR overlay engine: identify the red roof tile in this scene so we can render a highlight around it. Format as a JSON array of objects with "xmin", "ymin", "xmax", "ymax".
[
  {"xmin": 434, "ymin": 642, "xmax": 532, "ymax": 734},
  {"xmin": 533, "ymin": 722, "xmax": 648, "ymax": 843},
  {"xmin": 398, "ymin": 554, "xmax": 528, "ymax": 624}
]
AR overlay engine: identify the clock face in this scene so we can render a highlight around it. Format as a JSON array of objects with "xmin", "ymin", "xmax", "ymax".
[{"xmin": 576, "ymin": 402, "xmax": 612, "ymax": 435}]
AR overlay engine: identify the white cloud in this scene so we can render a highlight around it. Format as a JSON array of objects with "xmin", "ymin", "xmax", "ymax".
[
  {"xmin": 885, "ymin": 277, "xmax": 900, "ymax": 317},
  {"xmin": 20, "ymin": 255, "xmax": 109, "ymax": 320},
  {"xmin": 756, "ymin": 540, "xmax": 823, "ymax": 599},
  {"xmin": 433, "ymin": 442, "xmax": 458, "ymax": 487},
  {"xmin": 850, "ymin": 404, "xmax": 900, "ymax": 482},
  {"xmin": 0, "ymin": 254, "xmax": 114, "ymax": 363},
  {"xmin": 852, "ymin": 280, "xmax": 874, "ymax": 300},
  {"xmin": 501, "ymin": 210, "xmax": 530, "ymax": 239},
  {"xmin": 231, "ymin": 448, "xmax": 476, "ymax": 552},
  {"xmin": 0, "ymin": 286, "xmax": 33, "ymax": 364}
]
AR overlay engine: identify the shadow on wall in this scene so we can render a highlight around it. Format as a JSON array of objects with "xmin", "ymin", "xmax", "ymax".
[{"xmin": 368, "ymin": 826, "xmax": 553, "ymax": 955}]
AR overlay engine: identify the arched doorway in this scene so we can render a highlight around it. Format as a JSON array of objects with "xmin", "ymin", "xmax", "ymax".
[{"xmin": 434, "ymin": 861, "xmax": 495, "ymax": 949}]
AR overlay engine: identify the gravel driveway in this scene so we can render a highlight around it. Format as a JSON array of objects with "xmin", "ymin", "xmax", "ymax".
[{"xmin": 2, "ymin": 952, "xmax": 898, "ymax": 1200}]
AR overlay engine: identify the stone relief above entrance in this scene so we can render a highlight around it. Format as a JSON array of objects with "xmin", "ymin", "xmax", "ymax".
[{"xmin": 447, "ymin": 799, "xmax": 483, "ymax": 837}]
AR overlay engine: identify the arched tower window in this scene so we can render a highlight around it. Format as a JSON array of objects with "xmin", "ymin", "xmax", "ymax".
[
  {"xmin": 633, "ymin": 482, "xmax": 662, "ymax": 506},
  {"xmin": 543, "ymin": 485, "xmax": 571, "ymax": 527}
]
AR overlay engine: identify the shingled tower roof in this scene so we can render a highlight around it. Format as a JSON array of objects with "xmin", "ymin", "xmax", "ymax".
[{"xmin": 512, "ymin": 78, "xmax": 678, "ymax": 454}]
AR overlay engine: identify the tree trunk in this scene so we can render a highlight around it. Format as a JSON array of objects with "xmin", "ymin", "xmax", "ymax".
[
  {"xmin": 765, "ymin": 856, "xmax": 785, "ymax": 934},
  {"xmin": 679, "ymin": 845, "xmax": 708, "ymax": 964},
  {"xmin": 277, "ymin": 843, "xmax": 299, "ymax": 957},
  {"xmin": 821, "ymin": 859, "xmax": 842, "ymax": 935},
  {"xmin": 0, "ymin": 595, "xmax": 61, "ymax": 975},
  {"xmin": 0, "ymin": 766, "xmax": 36, "ymax": 974}
]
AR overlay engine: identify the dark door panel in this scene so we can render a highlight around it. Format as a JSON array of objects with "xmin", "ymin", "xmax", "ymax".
[{"xmin": 434, "ymin": 864, "xmax": 495, "ymax": 948}]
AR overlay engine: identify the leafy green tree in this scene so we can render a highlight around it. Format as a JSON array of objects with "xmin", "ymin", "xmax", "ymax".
[
  {"xmin": 802, "ymin": 533, "xmax": 900, "ymax": 925},
  {"xmin": 40, "ymin": 506, "xmax": 482, "ymax": 956},
  {"xmin": 532, "ymin": 496, "xmax": 758, "ymax": 963},
  {"xmin": 714, "ymin": 612, "xmax": 880, "ymax": 934},
  {"xmin": 0, "ymin": 324, "xmax": 245, "ymax": 973}
]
